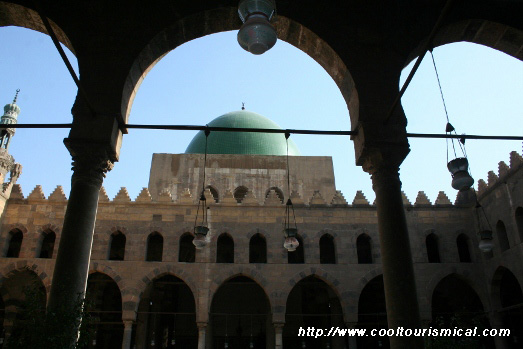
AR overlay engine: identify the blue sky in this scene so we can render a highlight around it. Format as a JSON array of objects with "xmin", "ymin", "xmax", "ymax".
[{"xmin": 1, "ymin": 27, "xmax": 522, "ymax": 204}]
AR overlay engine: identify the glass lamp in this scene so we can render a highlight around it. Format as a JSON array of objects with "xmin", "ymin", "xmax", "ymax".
[{"xmin": 237, "ymin": 0, "xmax": 277, "ymax": 54}]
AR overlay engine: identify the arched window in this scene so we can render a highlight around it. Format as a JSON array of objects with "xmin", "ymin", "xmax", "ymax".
[
  {"xmin": 249, "ymin": 233, "xmax": 267, "ymax": 263},
  {"xmin": 426, "ymin": 233, "xmax": 440, "ymax": 263},
  {"xmin": 357, "ymin": 234, "xmax": 372, "ymax": 264},
  {"xmin": 109, "ymin": 231, "xmax": 126, "ymax": 261},
  {"xmin": 39, "ymin": 230, "xmax": 56, "ymax": 259},
  {"xmin": 456, "ymin": 234, "xmax": 472, "ymax": 263},
  {"xmin": 265, "ymin": 187, "xmax": 284, "ymax": 203},
  {"xmin": 146, "ymin": 232, "xmax": 163, "ymax": 262},
  {"xmin": 6, "ymin": 229, "xmax": 23, "ymax": 258},
  {"xmin": 496, "ymin": 220, "xmax": 510, "ymax": 252},
  {"xmin": 288, "ymin": 235, "xmax": 304, "ymax": 264},
  {"xmin": 179, "ymin": 233, "xmax": 195, "ymax": 263},
  {"xmin": 217, "ymin": 234, "xmax": 234, "ymax": 263},
  {"xmin": 515, "ymin": 207, "xmax": 523, "ymax": 242},
  {"xmin": 233, "ymin": 186, "xmax": 248, "ymax": 203},
  {"xmin": 319, "ymin": 234, "xmax": 336, "ymax": 264},
  {"xmin": 206, "ymin": 185, "xmax": 219, "ymax": 203}
]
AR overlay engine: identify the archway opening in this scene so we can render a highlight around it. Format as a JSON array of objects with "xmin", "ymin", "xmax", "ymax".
[
  {"xmin": 85, "ymin": 272, "xmax": 123, "ymax": 349},
  {"xmin": 358, "ymin": 275, "xmax": 388, "ymax": 348},
  {"xmin": 211, "ymin": 276, "xmax": 270, "ymax": 349},
  {"xmin": 38, "ymin": 229, "xmax": 56, "ymax": 259},
  {"xmin": 136, "ymin": 275, "xmax": 197, "ymax": 348},
  {"xmin": 146, "ymin": 232, "xmax": 163, "ymax": 262},
  {"xmin": 494, "ymin": 268, "xmax": 523, "ymax": 347},
  {"xmin": 284, "ymin": 276, "xmax": 344, "ymax": 348}
]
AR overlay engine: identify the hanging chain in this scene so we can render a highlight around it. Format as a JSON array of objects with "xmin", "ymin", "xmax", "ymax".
[
  {"xmin": 430, "ymin": 49, "xmax": 468, "ymax": 162},
  {"xmin": 194, "ymin": 127, "xmax": 210, "ymax": 228}
]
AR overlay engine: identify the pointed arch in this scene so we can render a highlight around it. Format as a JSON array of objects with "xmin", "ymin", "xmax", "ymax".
[
  {"xmin": 265, "ymin": 187, "xmax": 284, "ymax": 203},
  {"xmin": 179, "ymin": 232, "xmax": 195, "ymax": 263},
  {"xmin": 5, "ymin": 229, "xmax": 23, "ymax": 258},
  {"xmin": 146, "ymin": 231, "xmax": 163, "ymax": 262},
  {"xmin": 217, "ymin": 233, "xmax": 234, "ymax": 263},
  {"xmin": 426, "ymin": 233, "xmax": 440, "ymax": 263},
  {"xmin": 356, "ymin": 233, "xmax": 372, "ymax": 264},
  {"xmin": 249, "ymin": 233, "xmax": 267, "ymax": 263},
  {"xmin": 38, "ymin": 229, "xmax": 56, "ymax": 259},
  {"xmin": 496, "ymin": 220, "xmax": 510, "ymax": 252},
  {"xmin": 319, "ymin": 233, "xmax": 336, "ymax": 264},
  {"xmin": 108, "ymin": 231, "xmax": 126, "ymax": 261},
  {"xmin": 456, "ymin": 233, "xmax": 472, "ymax": 263}
]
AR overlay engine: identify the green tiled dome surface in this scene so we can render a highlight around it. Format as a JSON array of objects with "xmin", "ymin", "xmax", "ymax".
[{"xmin": 185, "ymin": 110, "xmax": 300, "ymax": 155}]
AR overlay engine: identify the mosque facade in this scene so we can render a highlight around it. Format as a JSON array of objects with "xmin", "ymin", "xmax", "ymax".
[{"xmin": 0, "ymin": 102, "xmax": 521, "ymax": 349}]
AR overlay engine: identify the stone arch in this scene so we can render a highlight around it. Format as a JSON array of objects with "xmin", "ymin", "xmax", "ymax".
[
  {"xmin": 0, "ymin": 262, "xmax": 51, "ymax": 295},
  {"xmin": 491, "ymin": 266, "xmax": 523, "ymax": 309},
  {"xmin": 280, "ymin": 268, "xmax": 346, "ymax": 321},
  {"xmin": 406, "ymin": 19, "xmax": 523, "ymax": 66},
  {"xmin": 133, "ymin": 267, "xmax": 199, "ymax": 314},
  {"xmin": 88, "ymin": 263, "xmax": 126, "ymax": 298},
  {"xmin": 36, "ymin": 223, "xmax": 61, "ymax": 235},
  {"xmin": 123, "ymin": 9, "xmax": 356, "ymax": 126},
  {"xmin": 0, "ymin": 2, "xmax": 74, "ymax": 53},
  {"xmin": 423, "ymin": 270, "xmax": 488, "ymax": 319},
  {"xmin": 233, "ymin": 185, "xmax": 249, "ymax": 203},
  {"xmin": 205, "ymin": 185, "xmax": 219, "ymax": 203},
  {"xmin": 208, "ymin": 267, "xmax": 271, "ymax": 315},
  {"xmin": 265, "ymin": 186, "xmax": 284, "ymax": 203},
  {"xmin": 353, "ymin": 267, "xmax": 384, "ymax": 309}
]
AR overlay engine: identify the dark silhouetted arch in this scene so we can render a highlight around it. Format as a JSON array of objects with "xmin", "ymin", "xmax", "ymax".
[
  {"xmin": 284, "ymin": 276, "xmax": 344, "ymax": 348},
  {"xmin": 206, "ymin": 185, "xmax": 219, "ymax": 203},
  {"xmin": 146, "ymin": 232, "xmax": 163, "ymax": 262},
  {"xmin": 357, "ymin": 234, "xmax": 372, "ymax": 264},
  {"xmin": 496, "ymin": 220, "xmax": 510, "ymax": 252},
  {"xmin": 234, "ymin": 186, "xmax": 248, "ymax": 203},
  {"xmin": 217, "ymin": 234, "xmax": 234, "ymax": 263},
  {"xmin": 288, "ymin": 235, "xmax": 304, "ymax": 264},
  {"xmin": 516, "ymin": 207, "xmax": 523, "ymax": 242},
  {"xmin": 85, "ymin": 273, "xmax": 123, "ymax": 348},
  {"xmin": 358, "ymin": 275, "xmax": 388, "ymax": 348},
  {"xmin": 39, "ymin": 229, "xmax": 56, "ymax": 259},
  {"xmin": 319, "ymin": 234, "xmax": 336, "ymax": 264},
  {"xmin": 179, "ymin": 233, "xmax": 195, "ymax": 263},
  {"xmin": 136, "ymin": 275, "xmax": 197, "ymax": 348},
  {"xmin": 456, "ymin": 234, "xmax": 472, "ymax": 263},
  {"xmin": 6, "ymin": 229, "xmax": 23, "ymax": 258},
  {"xmin": 426, "ymin": 233, "xmax": 440, "ymax": 263},
  {"xmin": 211, "ymin": 276, "xmax": 270, "ymax": 348},
  {"xmin": 249, "ymin": 233, "xmax": 267, "ymax": 263},
  {"xmin": 109, "ymin": 231, "xmax": 126, "ymax": 261}
]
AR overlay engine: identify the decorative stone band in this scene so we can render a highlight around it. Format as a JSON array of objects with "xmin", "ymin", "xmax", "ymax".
[{"xmin": 64, "ymin": 138, "xmax": 114, "ymax": 187}]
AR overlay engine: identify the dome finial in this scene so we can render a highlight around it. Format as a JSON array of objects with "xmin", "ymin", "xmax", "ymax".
[
  {"xmin": 241, "ymin": 102, "xmax": 245, "ymax": 110},
  {"xmin": 13, "ymin": 89, "xmax": 20, "ymax": 104}
]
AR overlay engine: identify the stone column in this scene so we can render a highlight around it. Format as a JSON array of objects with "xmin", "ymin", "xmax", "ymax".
[
  {"xmin": 370, "ymin": 164, "xmax": 423, "ymax": 348},
  {"xmin": 274, "ymin": 322, "xmax": 284, "ymax": 349},
  {"xmin": 345, "ymin": 322, "xmax": 357, "ymax": 349},
  {"xmin": 47, "ymin": 140, "xmax": 113, "ymax": 343},
  {"xmin": 122, "ymin": 320, "xmax": 134, "ymax": 349},
  {"xmin": 197, "ymin": 322, "xmax": 207, "ymax": 349}
]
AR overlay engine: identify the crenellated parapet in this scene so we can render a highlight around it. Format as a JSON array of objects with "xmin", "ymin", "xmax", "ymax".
[{"xmin": 475, "ymin": 150, "xmax": 523, "ymax": 199}]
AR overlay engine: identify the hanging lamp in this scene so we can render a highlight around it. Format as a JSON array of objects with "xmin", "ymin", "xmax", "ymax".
[
  {"xmin": 193, "ymin": 128, "xmax": 211, "ymax": 249},
  {"xmin": 237, "ymin": 0, "xmax": 277, "ymax": 55},
  {"xmin": 430, "ymin": 49, "xmax": 474, "ymax": 191},
  {"xmin": 475, "ymin": 201, "xmax": 494, "ymax": 252},
  {"xmin": 283, "ymin": 132, "xmax": 299, "ymax": 252}
]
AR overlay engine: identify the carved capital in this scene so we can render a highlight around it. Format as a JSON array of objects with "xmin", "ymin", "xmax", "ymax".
[
  {"xmin": 370, "ymin": 164, "xmax": 402, "ymax": 192},
  {"xmin": 64, "ymin": 138, "xmax": 114, "ymax": 187}
]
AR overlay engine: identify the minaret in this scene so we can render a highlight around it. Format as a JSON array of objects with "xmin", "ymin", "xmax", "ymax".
[
  {"xmin": 0, "ymin": 89, "xmax": 20, "ymax": 151},
  {"xmin": 0, "ymin": 90, "xmax": 22, "ymax": 219}
]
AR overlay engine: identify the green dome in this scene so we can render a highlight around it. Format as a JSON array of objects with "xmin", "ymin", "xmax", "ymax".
[{"xmin": 185, "ymin": 110, "xmax": 301, "ymax": 156}]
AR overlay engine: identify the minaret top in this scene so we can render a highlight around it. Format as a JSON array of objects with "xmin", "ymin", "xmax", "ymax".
[{"xmin": 2, "ymin": 89, "xmax": 21, "ymax": 125}]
